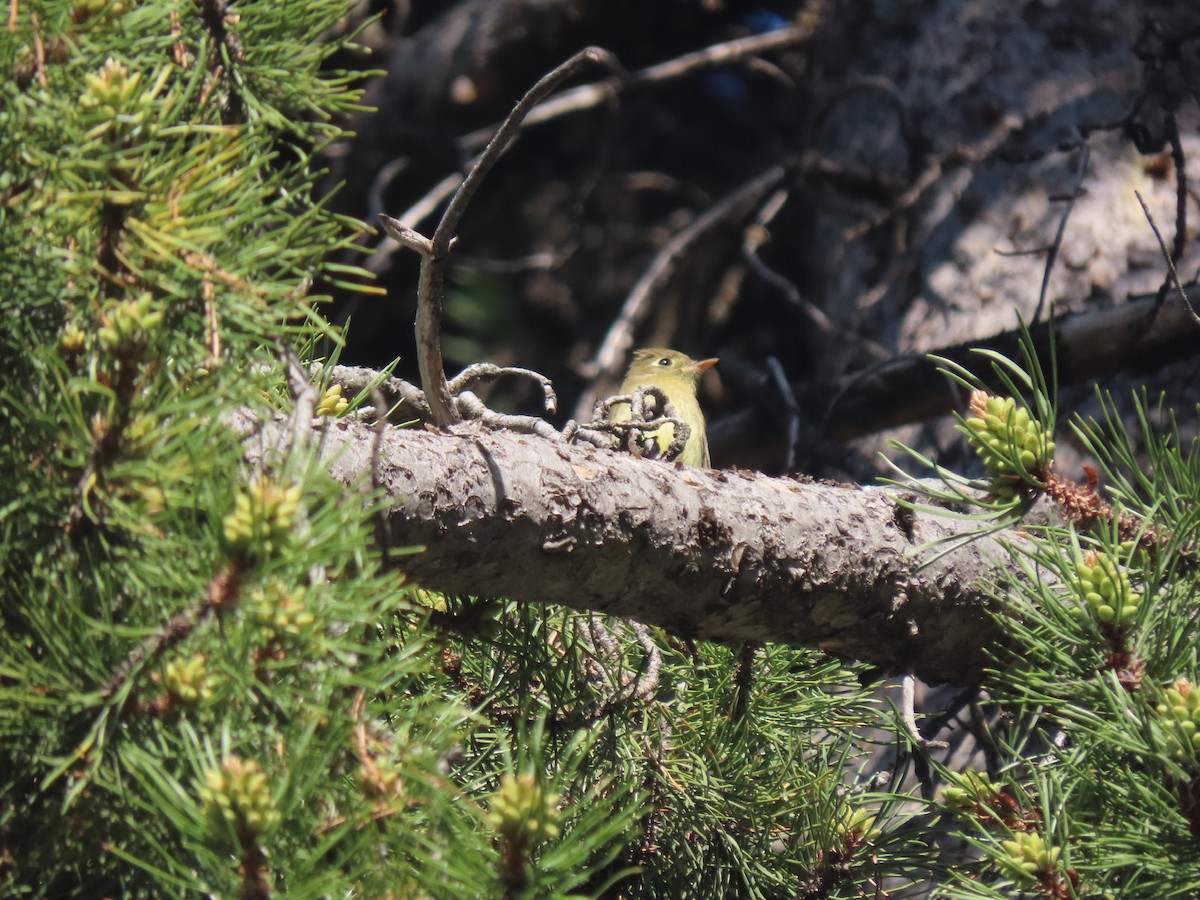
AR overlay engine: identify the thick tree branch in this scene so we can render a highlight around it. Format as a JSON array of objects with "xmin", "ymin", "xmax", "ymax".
[{"xmin": 236, "ymin": 413, "xmax": 1037, "ymax": 684}]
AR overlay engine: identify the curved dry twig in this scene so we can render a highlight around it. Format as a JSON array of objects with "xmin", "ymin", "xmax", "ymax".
[{"xmin": 381, "ymin": 47, "xmax": 621, "ymax": 429}]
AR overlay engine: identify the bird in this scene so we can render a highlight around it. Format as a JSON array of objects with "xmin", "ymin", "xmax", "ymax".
[{"xmin": 608, "ymin": 348, "xmax": 718, "ymax": 467}]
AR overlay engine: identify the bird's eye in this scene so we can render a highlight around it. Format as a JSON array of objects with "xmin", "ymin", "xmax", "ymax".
[{"xmin": 657, "ymin": 357, "xmax": 671, "ymax": 367}]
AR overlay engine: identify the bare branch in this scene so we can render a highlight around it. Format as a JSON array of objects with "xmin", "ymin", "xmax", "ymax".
[
  {"xmin": 435, "ymin": 46, "xmax": 621, "ymax": 249},
  {"xmin": 741, "ymin": 187, "xmax": 867, "ymax": 348},
  {"xmin": 366, "ymin": 24, "xmax": 816, "ymax": 275},
  {"xmin": 284, "ymin": 348, "xmax": 318, "ymax": 456},
  {"xmin": 410, "ymin": 46, "xmax": 620, "ymax": 429},
  {"xmin": 709, "ymin": 285, "xmax": 1200, "ymax": 461},
  {"xmin": 454, "ymin": 391, "xmax": 564, "ymax": 441},
  {"xmin": 1135, "ymin": 190, "xmax": 1198, "ymax": 325},
  {"xmin": 367, "ymin": 172, "xmax": 463, "ymax": 275},
  {"xmin": 447, "ymin": 363, "xmax": 557, "ymax": 413},
  {"xmin": 472, "ymin": 25, "xmax": 816, "ymax": 140},
  {"xmin": 1032, "ymin": 141, "xmax": 1090, "ymax": 324},
  {"xmin": 900, "ymin": 673, "xmax": 949, "ymax": 750}
]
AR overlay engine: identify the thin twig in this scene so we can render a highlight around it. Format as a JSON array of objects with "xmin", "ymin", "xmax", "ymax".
[
  {"xmin": 843, "ymin": 113, "xmax": 1023, "ymax": 244},
  {"xmin": 366, "ymin": 25, "xmax": 815, "ymax": 276},
  {"xmin": 446, "ymin": 363, "xmax": 557, "ymax": 413},
  {"xmin": 369, "ymin": 386, "xmax": 392, "ymax": 567},
  {"xmin": 900, "ymin": 674, "xmax": 949, "ymax": 750},
  {"xmin": 367, "ymin": 156, "xmax": 409, "ymax": 222},
  {"xmin": 741, "ymin": 190, "xmax": 890, "ymax": 367},
  {"xmin": 1135, "ymin": 190, "xmax": 1199, "ymax": 324},
  {"xmin": 409, "ymin": 46, "xmax": 619, "ymax": 429},
  {"xmin": 918, "ymin": 684, "xmax": 981, "ymax": 742},
  {"xmin": 439, "ymin": 46, "xmax": 621, "ymax": 242},
  {"xmin": 99, "ymin": 565, "xmax": 241, "ymax": 701},
  {"xmin": 1032, "ymin": 141, "xmax": 1089, "ymax": 324},
  {"xmin": 377, "ymin": 215, "xmax": 433, "ymax": 256},
  {"xmin": 284, "ymin": 348, "xmax": 318, "ymax": 456},
  {"xmin": 563, "ymin": 620, "xmax": 662, "ymax": 727},
  {"xmin": 742, "ymin": 189, "xmax": 812, "ymax": 312},
  {"xmin": 470, "ymin": 25, "xmax": 814, "ymax": 141},
  {"xmin": 454, "ymin": 391, "xmax": 565, "ymax": 441},
  {"xmin": 100, "ymin": 606, "xmax": 206, "ymax": 702},
  {"xmin": 1163, "ymin": 112, "xmax": 1189, "ymax": 305},
  {"xmin": 766, "ymin": 357, "xmax": 802, "ymax": 472},
  {"xmin": 367, "ymin": 171, "xmax": 463, "ymax": 275},
  {"xmin": 730, "ymin": 640, "xmax": 762, "ymax": 725},
  {"xmin": 629, "ymin": 623, "xmax": 663, "ymax": 702}
]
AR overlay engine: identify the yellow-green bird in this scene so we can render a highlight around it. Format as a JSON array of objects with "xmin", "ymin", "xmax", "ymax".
[{"xmin": 609, "ymin": 348, "xmax": 718, "ymax": 467}]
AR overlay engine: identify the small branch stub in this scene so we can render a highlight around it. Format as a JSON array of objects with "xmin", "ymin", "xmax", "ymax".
[{"xmin": 378, "ymin": 214, "xmax": 433, "ymax": 257}]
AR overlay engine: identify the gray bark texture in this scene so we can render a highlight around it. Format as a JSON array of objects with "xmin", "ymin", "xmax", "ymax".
[{"xmin": 240, "ymin": 411, "xmax": 1030, "ymax": 684}]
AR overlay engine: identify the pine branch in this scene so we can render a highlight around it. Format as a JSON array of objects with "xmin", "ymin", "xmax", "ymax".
[{"xmin": 235, "ymin": 410, "xmax": 1040, "ymax": 684}]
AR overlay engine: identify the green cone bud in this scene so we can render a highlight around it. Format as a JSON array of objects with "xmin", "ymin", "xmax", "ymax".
[
  {"xmin": 1070, "ymin": 550, "xmax": 1142, "ymax": 627},
  {"xmin": 999, "ymin": 831, "xmax": 1061, "ymax": 884},
  {"xmin": 97, "ymin": 293, "xmax": 163, "ymax": 360},
  {"xmin": 487, "ymin": 772, "xmax": 561, "ymax": 845},
  {"xmin": 197, "ymin": 756, "xmax": 279, "ymax": 839},
  {"xmin": 250, "ymin": 581, "xmax": 317, "ymax": 640},
  {"xmin": 316, "ymin": 384, "xmax": 349, "ymax": 418},
  {"xmin": 161, "ymin": 652, "xmax": 217, "ymax": 705},
  {"xmin": 961, "ymin": 391, "xmax": 1054, "ymax": 497},
  {"xmin": 1155, "ymin": 679, "xmax": 1200, "ymax": 758},
  {"xmin": 222, "ymin": 478, "xmax": 303, "ymax": 562}
]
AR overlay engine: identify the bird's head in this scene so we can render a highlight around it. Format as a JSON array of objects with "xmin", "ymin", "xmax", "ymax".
[{"xmin": 624, "ymin": 349, "xmax": 718, "ymax": 388}]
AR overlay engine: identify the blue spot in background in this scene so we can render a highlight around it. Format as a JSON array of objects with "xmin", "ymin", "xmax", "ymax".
[{"xmin": 743, "ymin": 9, "xmax": 789, "ymax": 34}]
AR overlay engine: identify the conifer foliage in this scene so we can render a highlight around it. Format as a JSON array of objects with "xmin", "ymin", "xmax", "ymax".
[
  {"xmin": 0, "ymin": 3, "xmax": 891, "ymax": 896},
  {"xmin": 3, "ymin": 3, "xmax": 1200, "ymax": 899}
]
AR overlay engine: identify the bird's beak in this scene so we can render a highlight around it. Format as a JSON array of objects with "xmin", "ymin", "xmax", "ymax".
[{"xmin": 691, "ymin": 358, "xmax": 719, "ymax": 374}]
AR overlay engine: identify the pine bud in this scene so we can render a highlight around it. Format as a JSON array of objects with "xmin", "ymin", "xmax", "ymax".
[
  {"xmin": 487, "ymin": 772, "xmax": 561, "ymax": 844},
  {"xmin": 58, "ymin": 322, "xmax": 88, "ymax": 362},
  {"xmin": 316, "ymin": 383, "xmax": 349, "ymax": 418},
  {"xmin": 81, "ymin": 57, "xmax": 144, "ymax": 118},
  {"xmin": 962, "ymin": 391, "xmax": 1054, "ymax": 497},
  {"xmin": 197, "ymin": 756, "xmax": 279, "ymax": 838},
  {"xmin": 97, "ymin": 293, "xmax": 163, "ymax": 360},
  {"xmin": 161, "ymin": 652, "xmax": 217, "ymax": 705},
  {"xmin": 1070, "ymin": 550, "xmax": 1142, "ymax": 626},
  {"xmin": 222, "ymin": 478, "xmax": 303, "ymax": 562},
  {"xmin": 1000, "ymin": 831, "xmax": 1060, "ymax": 884},
  {"xmin": 1155, "ymin": 678, "xmax": 1200, "ymax": 755},
  {"xmin": 943, "ymin": 769, "xmax": 1001, "ymax": 810},
  {"xmin": 249, "ymin": 581, "xmax": 316, "ymax": 640}
]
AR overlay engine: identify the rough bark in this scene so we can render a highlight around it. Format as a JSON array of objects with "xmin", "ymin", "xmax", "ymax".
[{"xmin": 238, "ymin": 412, "xmax": 1035, "ymax": 684}]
